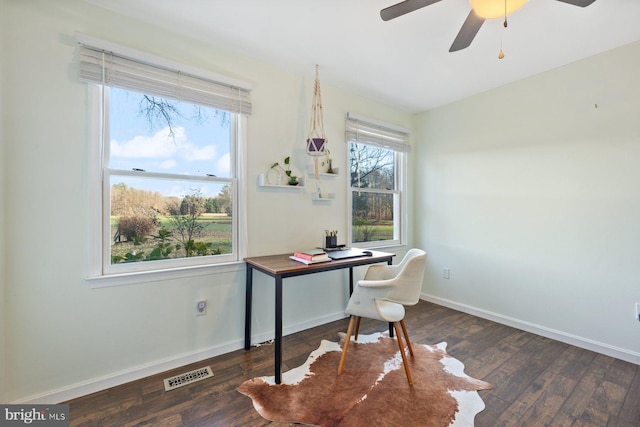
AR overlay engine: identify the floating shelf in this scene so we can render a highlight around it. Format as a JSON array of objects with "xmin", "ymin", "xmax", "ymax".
[
  {"xmin": 307, "ymin": 165, "xmax": 339, "ymax": 178},
  {"xmin": 257, "ymin": 173, "xmax": 305, "ymax": 189},
  {"xmin": 311, "ymin": 192, "xmax": 335, "ymax": 201}
]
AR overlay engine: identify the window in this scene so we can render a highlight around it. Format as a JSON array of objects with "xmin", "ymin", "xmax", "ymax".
[
  {"xmin": 77, "ymin": 34, "xmax": 251, "ymax": 278},
  {"xmin": 346, "ymin": 113, "xmax": 410, "ymax": 247},
  {"xmin": 105, "ymin": 88, "xmax": 237, "ymax": 273}
]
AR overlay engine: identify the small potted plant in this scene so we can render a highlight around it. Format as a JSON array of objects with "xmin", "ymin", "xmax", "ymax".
[
  {"xmin": 323, "ymin": 149, "xmax": 335, "ymax": 174},
  {"xmin": 271, "ymin": 156, "xmax": 299, "ymax": 185}
]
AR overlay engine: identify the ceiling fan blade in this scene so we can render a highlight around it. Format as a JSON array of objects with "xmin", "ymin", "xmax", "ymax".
[
  {"xmin": 554, "ymin": 0, "xmax": 597, "ymax": 6},
  {"xmin": 449, "ymin": 9, "xmax": 485, "ymax": 52},
  {"xmin": 380, "ymin": 0, "xmax": 442, "ymax": 21}
]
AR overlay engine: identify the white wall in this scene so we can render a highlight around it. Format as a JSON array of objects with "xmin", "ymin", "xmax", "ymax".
[
  {"xmin": 2, "ymin": 0, "xmax": 414, "ymax": 403},
  {"xmin": 416, "ymin": 41, "xmax": 640, "ymax": 363}
]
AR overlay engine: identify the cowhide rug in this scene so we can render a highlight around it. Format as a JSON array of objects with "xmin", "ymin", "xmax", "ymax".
[{"xmin": 238, "ymin": 332, "xmax": 492, "ymax": 427}]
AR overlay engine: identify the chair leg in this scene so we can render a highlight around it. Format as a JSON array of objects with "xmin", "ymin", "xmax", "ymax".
[
  {"xmin": 393, "ymin": 322, "xmax": 413, "ymax": 384},
  {"xmin": 399, "ymin": 319, "xmax": 413, "ymax": 357},
  {"xmin": 354, "ymin": 316, "xmax": 362, "ymax": 340},
  {"xmin": 338, "ymin": 316, "xmax": 356, "ymax": 375}
]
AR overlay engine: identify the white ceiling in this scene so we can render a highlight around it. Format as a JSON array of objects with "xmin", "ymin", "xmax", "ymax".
[{"xmin": 85, "ymin": 0, "xmax": 640, "ymax": 113}]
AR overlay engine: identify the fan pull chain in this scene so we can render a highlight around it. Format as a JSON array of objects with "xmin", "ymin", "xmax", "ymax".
[
  {"xmin": 503, "ymin": 0, "xmax": 508, "ymax": 28},
  {"xmin": 498, "ymin": 22, "xmax": 505, "ymax": 59},
  {"xmin": 498, "ymin": 0, "xmax": 507, "ymax": 59}
]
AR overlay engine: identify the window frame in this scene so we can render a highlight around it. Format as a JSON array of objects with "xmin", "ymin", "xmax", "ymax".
[
  {"xmin": 346, "ymin": 114, "xmax": 409, "ymax": 249},
  {"xmin": 102, "ymin": 102, "xmax": 239, "ymax": 276},
  {"xmin": 80, "ymin": 36, "xmax": 249, "ymax": 286}
]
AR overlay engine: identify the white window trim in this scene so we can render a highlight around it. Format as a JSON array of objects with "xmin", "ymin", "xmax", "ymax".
[
  {"xmin": 346, "ymin": 114, "xmax": 409, "ymax": 249},
  {"xmin": 347, "ymin": 152, "xmax": 407, "ymax": 249},
  {"xmin": 85, "ymin": 85, "xmax": 248, "ymax": 287}
]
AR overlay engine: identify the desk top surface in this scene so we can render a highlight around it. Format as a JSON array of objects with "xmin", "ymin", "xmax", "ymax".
[{"xmin": 244, "ymin": 250, "xmax": 395, "ymax": 276}]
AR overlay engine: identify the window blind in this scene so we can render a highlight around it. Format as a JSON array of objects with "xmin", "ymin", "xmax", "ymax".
[
  {"xmin": 345, "ymin": 113, "xmax": 410, "ymax": 152},
  {"xmin": 77, "ymin": 35, "xmax": 251, "ymax": 115}
]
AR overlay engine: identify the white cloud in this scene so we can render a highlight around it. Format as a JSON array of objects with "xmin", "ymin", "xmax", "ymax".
[
  {"xmin": 216, "ymin": 153, "xmax": 231, "ymax": 175},
  {"xmin": 159, "ymin": 160, "xmax": 177, "ymax": 169},
  {"xmin": 111, "ymin": 126, "xmax": 186, "ymax": 158},
  {"xmin": 183, "ymin": 145, "xmax": 216, "ymax": 161},
  {"xmin": 111, "ymin": 126, "xmax": 224, "ymax": 174}
]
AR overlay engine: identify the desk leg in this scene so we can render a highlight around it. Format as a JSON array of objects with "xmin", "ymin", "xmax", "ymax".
[
  {"xmin": 275, "ymin": 275, "xmax": 283, "ymax": 384},
  {"xmin": 349, "ymin": 267, "xmax": 354, "ymax": 295},
  {"xmin": 387, "ymin": 258, "xmax": 394, "ymax": 337},
  {"xmin": 244, "ymin": 265, "xmax": 253, "ymax": 350}
]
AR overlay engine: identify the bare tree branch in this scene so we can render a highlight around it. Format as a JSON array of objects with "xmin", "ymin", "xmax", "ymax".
[{"xmin": 138, "ymin": 95, "xmax": 231, "ymax": 140}]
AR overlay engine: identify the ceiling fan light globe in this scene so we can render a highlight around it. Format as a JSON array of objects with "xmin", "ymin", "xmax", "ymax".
[{"xmin": 470, "ymin": 0, "xmax": 528, "ymax": 19}]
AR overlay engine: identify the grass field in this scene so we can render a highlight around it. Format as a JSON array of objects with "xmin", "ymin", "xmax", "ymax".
[
  {"xmin": 111, "ymin": 213, "xmax": 232, "ymax": 262},
  {"xmin": 353, "ymin": 219, "xmax": 394, "ymax": 242}
]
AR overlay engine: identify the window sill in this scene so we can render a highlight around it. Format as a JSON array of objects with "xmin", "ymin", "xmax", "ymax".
[
  {"xmin": 86, "ymin": 261, "xmax": 245, "ymax": 289},
  {"xmin": 352, "ymin": 242, "xmax": 405, "ymax": 251}
]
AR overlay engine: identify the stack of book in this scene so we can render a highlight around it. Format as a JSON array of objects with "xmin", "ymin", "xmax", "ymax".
[{"xmin": 289, "ymin": 249, "xmax": 331, "ymax": 264}]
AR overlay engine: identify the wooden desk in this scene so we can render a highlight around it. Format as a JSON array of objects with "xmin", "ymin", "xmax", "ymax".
[{"xmin": 244, "ymin": 250, "xmax": 395, "ymax": 383}]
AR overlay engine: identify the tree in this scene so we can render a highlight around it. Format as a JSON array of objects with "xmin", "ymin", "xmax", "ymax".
[
  {"xmin": 350, "ymin": 143, "xmax": 395, "ymax": 222},
  {"xmin": 139, "ymin": 95, "xmax": 230, "ymax": 140},
  {"xmin": 350, "ymin": 144, "xmax": 394, "ymax": 190},
  {"xmin": 170, "ymin": 190, "xmax": 206, "ymax": 257},
  {"xmin": 111, "ymin": 182, "xmax": 167, "ymax": 216},
  {"xmin": 204, "ymin": 197, "xmax": 219, "ymax": 213},
  {"xmin": 180, "ymin": 194, "xmax": 205, "ymax": 216},
  {"xmin": 217, "ymin": 184, "xmax": 233, "ymax": 216}
]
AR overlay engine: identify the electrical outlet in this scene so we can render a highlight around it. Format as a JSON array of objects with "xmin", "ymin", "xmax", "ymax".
[
  {"xmin": 196, "ymin": 300, "xmax": 207, "ymax": 316},
  {"xmin": 443, "ymin": 268, "xmax": 450, "ymax": 280},
  {"xmin": 636, "ymin": 303, "xmax": 640, "ymax": 322}
]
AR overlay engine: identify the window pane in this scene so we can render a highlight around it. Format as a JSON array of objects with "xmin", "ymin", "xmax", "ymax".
[
  {"xmin": 349, "ymin": 143, "xmax": 395, "ymax": 190},
  {"xmin": 352, "ymin": 192, "xmax": 395, "ymax": 243},
  {"xmin": 110, "ymin": 175, "xmax": 232, "ymax": 264},
  {"xmin": 109, "ymin": 87, "xmax": 232, "ymax": 178}
]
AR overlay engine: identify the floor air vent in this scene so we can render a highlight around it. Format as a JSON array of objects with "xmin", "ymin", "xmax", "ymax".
[{"xmin": 163, "ymin": 366, "xmax": 213, "ymax": 391}]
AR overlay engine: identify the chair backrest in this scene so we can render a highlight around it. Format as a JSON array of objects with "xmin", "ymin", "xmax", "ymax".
[{"xmin": 383, "ymin": 248, "xmax": 426, "ymax": 306}]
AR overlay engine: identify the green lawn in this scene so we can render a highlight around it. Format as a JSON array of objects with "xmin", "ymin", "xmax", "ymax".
[
  {"xmin": 353, "ymin": 219, "xmax": 394, "ymax": 242},
  {"xmin": 111, "ymin": 213, "xmax": 232, "ymax": 262}
]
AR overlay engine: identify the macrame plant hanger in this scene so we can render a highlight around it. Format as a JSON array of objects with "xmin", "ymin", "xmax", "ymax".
[{"xmin": 306, "ymin": 64, "xmax": 327, "ymax": 180}]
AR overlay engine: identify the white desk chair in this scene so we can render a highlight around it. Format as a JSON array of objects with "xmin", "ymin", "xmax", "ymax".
[{"xmin": 337, "ymin": 248, "xmax": 426, "ymax": 384}]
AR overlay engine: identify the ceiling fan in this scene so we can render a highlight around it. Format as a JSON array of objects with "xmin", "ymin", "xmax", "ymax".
[{"xmin": 380, "ymin": 0, "xmax": 598, "ymax": 52}]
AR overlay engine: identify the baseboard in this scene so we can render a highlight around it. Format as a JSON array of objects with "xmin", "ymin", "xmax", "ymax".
[
  {"xmin": 12, "ymin": 311, "xmax": 348, "ymax": 404},
  {"xmin": 421, "ymin": 293, "xmax": 640, "ymax": 366}
]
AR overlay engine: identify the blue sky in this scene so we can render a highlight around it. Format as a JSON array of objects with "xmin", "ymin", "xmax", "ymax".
[{"xmin": 108, "ymin": 87, "xmax": 231, "ymax": 198}]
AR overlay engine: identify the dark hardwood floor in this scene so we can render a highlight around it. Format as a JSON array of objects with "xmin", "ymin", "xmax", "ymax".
[{"xmin": 65, "ymin": 300, "xmax": 640, "ymax": 426}]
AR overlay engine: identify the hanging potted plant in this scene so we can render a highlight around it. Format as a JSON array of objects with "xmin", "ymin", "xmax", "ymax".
[
  {"xmin": 306, "ymin": 65, "xmax": 328, "ymax": 179},
  {"xmin": 271, "ymin": 156, "xmax": 299, "ymax": 185}
]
